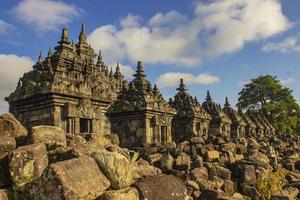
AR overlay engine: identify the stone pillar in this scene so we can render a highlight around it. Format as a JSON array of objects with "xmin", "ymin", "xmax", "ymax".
[{"xmin": 75, "ymin": 118, "xmax": 80, "ymax": 134}]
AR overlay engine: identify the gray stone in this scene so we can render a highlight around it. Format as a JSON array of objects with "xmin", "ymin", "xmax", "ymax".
[
  {"xmin": 0, "ymin": 113, "xmax": 28, "ymax": 145},
  {"xmin": 24, "ymin": 156, "xmax": 110, "ymax": 200},
  {"xmin": 29, "ymin": 126, "xmax": 67, "ymax": 150},
  {"xmin": 175, "ymin": 152, "xmax": 191, "ymax": 171},
  {"xmin": 209, "ymin": 165, "xmax": 232, "ymax": 180},
  {"xmin": 133, "ymin": 159, "xmax": 162, "ymax": 180},
  {"xmin": 9, "ymin": 143, "xmax": 48, "ymax": 188},
  {"xmin": 92, "ymin": 150, "xmax": 133, "ymax": 189},
  {"xmin": 99, "ymin": 187, "xmax": 139, "ymax": 200},
  {"xmin": 160, "ymin": 154, "xmax": 174, "ymax": 172},
  {"xmin": 133, "ymin": 175, "xmax": 188, "ymax": 200}
]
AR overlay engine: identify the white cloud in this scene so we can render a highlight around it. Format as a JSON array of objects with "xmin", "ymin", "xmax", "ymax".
[
  {"xmin": 156, "ymin": 72, "xmax": 220, "ymax": 88},
  {"xmin": 0, "ymin": 54, "xmax": 34, "ymax": 113},
  {"xmin": 280, "ymin": 77, "xmax": 296, "ymax": 85},
  {"xmin": 120, "ymin": 14, "xmax": 140, "ymax": 28},
  {"xmin": 88, "ymin": 0, "xmax": 290, "ymax": 67},
  {"xmin": 262, "ymin": 37, "xmax": 300, "ymax": 53},
  {"xmin": 13, "ymin": 0, "xmax": 81, "ymax": 32},
  {"xmin": 0, "ymin": 19, "xmax": 15, "ymax": 35}
]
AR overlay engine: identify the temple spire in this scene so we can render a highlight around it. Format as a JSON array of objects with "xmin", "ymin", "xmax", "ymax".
[
  {"xmin": 79, "ymin": 23, "xmax": 87, "ymax": 44},
  {"xmin": 133, "ymin": 61, "xmax": 146, "ymax": 78},
  {"xmin": 177, "ymin": 78, "xmax": 187, "ymax": 92},
  {"xmin": 109, "ymin": 67, "xmax": 113, "ymax": 77},
  {"xmin": 38, "ymin": 51, "xmax": 43, "ymax": 63},
  {"xmin": 153, "ymin": 84, "xmax": 159, "ymax": 94},
  {"xmin": 224, "ymin": 97, "xmax": 231, "ymax": 107},
  {"xmin": 60, "ymin": 28, "xmax": 69, "ymax": 44},
  {"xmin": 206, "ymin": 90, "xmax": 212, "ymax": 102},
  {"xmin": 116, "ymin": 62, "xmax": 120, "ymax": 73},
  {"xmin": 97, "ymin": 50, "xmax": 104, "ymax": 65},
  {"xmin": 47, "ymin": 48, "xmax": 52, "ymax": 57}
]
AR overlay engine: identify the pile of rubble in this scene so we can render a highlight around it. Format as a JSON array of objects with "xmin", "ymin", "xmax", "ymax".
[{"xmin": 0, "ymin": 113, "xmax": 299, "ymax": 200}]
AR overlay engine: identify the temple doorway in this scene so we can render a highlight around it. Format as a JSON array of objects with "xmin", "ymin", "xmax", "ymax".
[{"xmin": 80, "ymin": 118, "xmax": 92, "ymax": 133}]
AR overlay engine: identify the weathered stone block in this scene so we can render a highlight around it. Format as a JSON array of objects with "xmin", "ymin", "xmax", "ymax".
[
  {"xmin": 133, "ymin": 159, "xmax": 162, "ymax": 180},
  {"xmin": 198, "ymin": 189, "xmax": 225, "ymax": 200},
  {"xmin": 160, "ymin": 154, "xmax": 174, "ymax": 172},
  {"xmin": 147, "ymin": 153, "xmax": 162, "ymax": 166},
  {"xmin": 9, "ymin": 143, "xmax": 48, "ymax": 188},
  {"xmin": 0, "ymin": 136, "xmax": 16, "ymax": 158},
  {"xmin": 0, "ymin": 189, "xmax": 13, "ymax": 200},
  {"xmin": 0, "ymin": 136, "xmax": 16, "ymax": 187},
  {"xmin": 25, "ymin": 156, "xmax": 110, "ymax": 200},
  {"xmin": 0, "ymin": 113, "xmax": 28, "ymax": 145},
  {"xmin": 30, "ymin": 126, "xmax": 67, "ymax": 150},
  {"xmin": 209, "ymin": 165, "xmax": 232, "ymax": 180},
  {"xmin": 239, "ymin": 164, "xmax": 257, "ymax": 185},
  {"xmin": 92, "ymin": 150, "xmax": 133, "ymax": 189},
  {"xmin": 99, "ymin": 187, "xmax": 139, "ymax": 200},
  {"xmin": 206, "ymin": 150, "xmax": 220, "ymax": 161},
  {"xmin": 271, "ymin": 187, "xmax": 299, "ymax": 200},
  {"xmin": 133, "ymin": 175, "xmax": 188, "ymax": 200},
  {"xmin": 175, "ymin": 152, "xmax": 191, "ymax": 171},
  {"xmin": 191, "ymin": 167, "xmax": 209, "ymax": 181}
]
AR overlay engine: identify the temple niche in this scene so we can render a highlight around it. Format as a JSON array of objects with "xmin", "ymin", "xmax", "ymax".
[
  {"xmin": 223, "ymin": 97, "xmax": 246, "ymax": 138},
  {"xmin": 238, "ymin": 108, "xmax": 257, "ymax": 137},
  {"xmin": 202, "ymin": 91, "xmax": 232, "ymax": 139},
  {"xmin": 5, "ymin": 25, "xmax": 124, "ymax": 134},
  {"xmin": 169, "ymin": 79, "xmax": 211, "ymax": 142},
  {"xmin": 108, "ymin": 61, "xmax": 176, "ymax": 148},
  {"xmin": 250, "ymin": 115, "xmax": 266, "ymax": 136}
]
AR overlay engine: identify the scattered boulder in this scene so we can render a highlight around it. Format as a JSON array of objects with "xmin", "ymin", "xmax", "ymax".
[
  {"xmin": 9, "ymin": 143, "xmax": 48, "ymax": 188},
  {"xmin": 147, "ymin": 153, "xmax": 162, "ymax": 166},
  {"xmin": 175, "ymin": 152, "xmax": 191, "ymax": 171},
  {"xmin": 133, "ymin": 159, "xmax": 162, "ymax": 180},
  {"xmin": 0, "ymin": 113, "xmax": 28, "ymax": 145},
  {"xmin": 0, "ymin": 136, "xmax": 16, "ymax": 158},
  {"xmin": 133, "ymin": 175, "xmax": 188, "ymax": 200},
  {"xmin": 92, "ymin": 150, "xmax": 133, "ymax": 189},
  {"xmin": 198, "ymin": 189, "xmax": 225, "ymax": 200},
  {"xmin": 191, "ymin": 167, "xmax": 209, "ymax": 181},
  {"xmin": 206, "ymin": 150, "xmax": 220, "ymax": 161},
  {"xmin": 209, "ymin": 165, "xmax": 231, "ymax": 180},
  {"xmin": 160, "ymin": 154, "xmax": 174, "ymax": 172},
  {"xmin": 238, "ymin": 164, "xmax": 257, "ymax": 185},
  {"xmin": 0, "ymin": 136, "xmax": 16, "ymax": 187},
  {"xmin": 29, "ymin": 125, "xmax": 67, "ymax": 150},
  {"xmin": 0, "ymin": 189, "xmax": 13, "ymax": 200},
  {"xmin": 99, "ymin": 187, "xmax": 139, "ymax": 200},
  {"xmin": 271, "ymin": 187, "xmax": 299, "ymax": 200},
  {"xmin": 24, "ymin": 156, "xmax": 110, "ymax": 200}
]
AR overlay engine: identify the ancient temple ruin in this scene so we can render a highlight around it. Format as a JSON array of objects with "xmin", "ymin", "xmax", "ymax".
[
  {"xmin": 238, "ymin": 108, "xmax": 257, "ymax": 136},
  {"xmin": 169, "ymin": 79, "xmax": 211, "ymax": 142},
  {"xmin": 5, "ymin": 26, "xmax": 277, "ymax": 148},
  {"xmin": 202, "ymin": 91, "xmax": 232, "ymax": 139},
  {"xmin": 108, "ymin": 61, "xmax": 176, "ymax": 147},
  {"xmin": 6, "ymin": 25, "xmax": 124, "ymax": 134},
  {"xmin": 223, "ymin": 97, "xmax": 246, "ymax": 138}
]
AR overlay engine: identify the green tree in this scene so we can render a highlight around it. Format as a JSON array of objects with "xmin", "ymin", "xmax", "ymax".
[{"xmin": 237, "ymin": 75, "xmax": 300, "ymax": 134}]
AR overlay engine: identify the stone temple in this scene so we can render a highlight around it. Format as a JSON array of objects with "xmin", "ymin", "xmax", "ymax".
[
  {"xmin": 108, "ymin": 61, "xmax": 176, "ymax": 147},
  {"xmin": 6, "ymin": 26, "xmax": 276, "ymax": 147},
  {"xmin": 5, "ymin": 25, "xmax": 124, "ymax": 135}
]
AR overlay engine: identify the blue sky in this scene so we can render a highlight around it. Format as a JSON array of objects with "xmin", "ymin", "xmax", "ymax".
[{"xmin": 0, "ymin": 0, "xmax": 300, "ymax": 114}]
